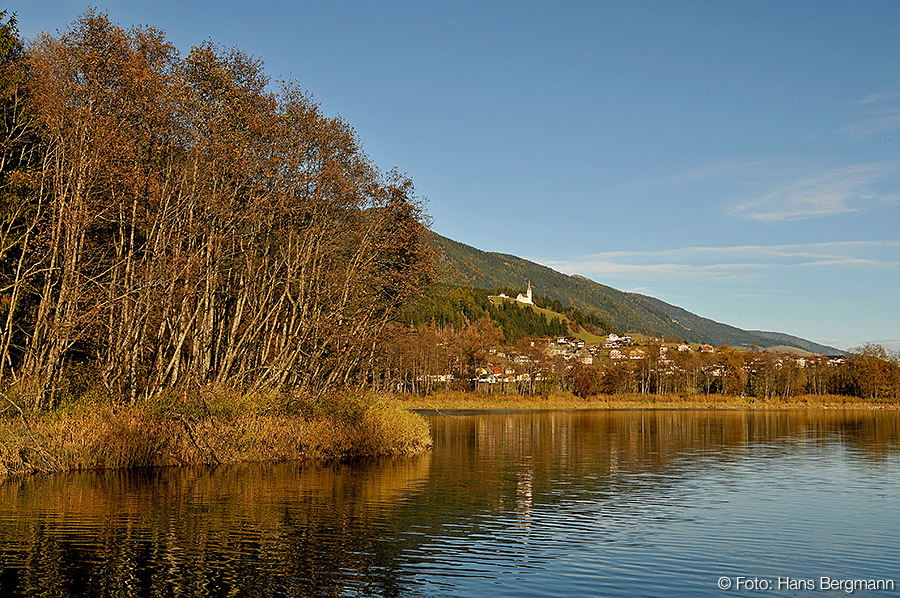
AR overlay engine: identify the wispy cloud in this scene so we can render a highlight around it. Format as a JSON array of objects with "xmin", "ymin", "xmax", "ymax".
[
  {"xmin": 729, "ymin": 164, "xmax": 897, "ymax": 222},
  {"xmin": 849, "ymin": 90, "xmax": 900, "ymax": 106},
  {"xmin": 842, "ymin": 89, "xmax": 900, "ymax": 138},
  {"xmin": 601, "ymin": 157, "xmax": 780, "ymax": 198},
  {"xmin": 534, "ymin": 241, "xmax": 900, "ymax": 280},
  {"xmin": 840, "ymin": 110, "xmax": 900, "ymax": 138},
  {"xmin": 603, "ymin": 158, "xmax": 897, "ymax": 224}
]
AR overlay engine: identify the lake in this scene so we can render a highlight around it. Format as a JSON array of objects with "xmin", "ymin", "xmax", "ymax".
[{"xmin": 2, "ymin": 409, "xmax": 899, "ymax": 597}]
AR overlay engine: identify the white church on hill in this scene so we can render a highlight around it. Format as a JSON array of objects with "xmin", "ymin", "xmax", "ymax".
[
  {"xmin": 496, "ymin": 281, "xmax": 534, "ymax": 305},
  {"xmin": 516, "ymin": 281, "xmax": 534, "ymax": 305}
]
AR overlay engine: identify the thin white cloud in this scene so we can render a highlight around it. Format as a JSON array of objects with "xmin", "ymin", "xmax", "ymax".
[
  {"xmin": 849, "ymin": 90, "xmax": 900, "ymax": 106},
  {"xmin": 841, "ymin": 110, "xmax": 900, "ymax": 138},
  {"xmin": 552, "ymin": 240, "xmax": 900, "ymax": 260},
  {"xmin": 602, "ymin": 157, "xmax": 780, "ymax": 198},
  {"xmin": 797, "ymin": 257, "xmax": 900, "ymax": 267},
  {"xmin": 842, "ymin": 89, "xmax": 900, "ymax": 137},
  {"xmin": 533, "ymin": 240, "xmax": 900, "ymax": 280},
  {"xmin": 729, "ymin": 164, "xmax": 895, "ymax": 222}
]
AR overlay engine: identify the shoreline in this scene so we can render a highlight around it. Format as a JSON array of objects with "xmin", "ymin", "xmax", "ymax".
[
  {"xmin": 391, "ymin": 391, "xmax": 900, "ymax": 412},
  {"xmin": 4, "ymin": 390, "xmax": 897, "ymax": 479}
]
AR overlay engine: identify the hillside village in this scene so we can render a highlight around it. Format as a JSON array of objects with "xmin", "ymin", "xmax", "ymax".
[{"xmin": 463, "ymin": 333, "xmax": 843, "ymax": 387}]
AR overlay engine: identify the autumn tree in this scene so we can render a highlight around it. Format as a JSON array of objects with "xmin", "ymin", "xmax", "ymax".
[
  {"xmin": 452, "ymin": 318, "xmax": 502, "ymax": 386},
  {"xmin": 717, "ymin": 346, "xmax": 746, "ymax": 396},
  {"xmin": 6, "ymin": 11, "xmax": 435, "ymax": 408},
  {"xmin": 572, "ymin": 363, "xmax": 601, "ymax": 397},
  {"xmin": 846, "ymin": 344, "xmax": 899, "ymax": 400}
]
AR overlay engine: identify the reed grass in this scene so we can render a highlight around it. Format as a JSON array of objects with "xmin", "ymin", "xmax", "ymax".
[
  {"xmin": 394, "ymin": 390, "xmax": 900, "ymax": 412},
  {"xmin": 0, "ymin": 390, "xmax": 431, "ymax": 478}
]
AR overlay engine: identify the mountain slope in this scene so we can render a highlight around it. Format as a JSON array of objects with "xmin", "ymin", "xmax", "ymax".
[
  {"xmin": 630, "ymin": 294, "xmax": 842, "ymax": 355},
  {"xmin": 434, "ymin": 233, "xmax": 690, "ymax": 339},
  {"xmin": 431, "ymin": 232, "xmax": 843, "ymax": 355},
  {"xmin": 746, "ymin": 330, "xmax": 847, "ymax": 355}
]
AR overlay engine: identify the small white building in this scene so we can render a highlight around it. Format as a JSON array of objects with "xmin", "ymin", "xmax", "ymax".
[{"xmin": 576, "ymin": 349, "xmax": 593, "ymax": 365}]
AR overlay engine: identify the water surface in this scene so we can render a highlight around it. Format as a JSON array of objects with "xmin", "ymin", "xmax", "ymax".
[{"xmin": 2, "ymin": 409, "xmax": 899, "ymax": 596}]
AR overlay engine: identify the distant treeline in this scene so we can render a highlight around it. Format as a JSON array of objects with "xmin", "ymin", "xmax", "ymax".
[
  {"xmin": 575, "ymin": 342, "xmax": 900, "ymax": 400},
  {"xmin": 0, "ymin": 11, "xmax": 434, "ymax": 409}
]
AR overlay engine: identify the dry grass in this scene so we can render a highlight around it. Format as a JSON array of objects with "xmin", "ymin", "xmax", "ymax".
[
  {"xmin": 393, "ymin": 390, "xmax": 900, "ymax": 412},
  {"xmin": 0, "ymin": 391, "xmax": 431, "ymax": 478}
]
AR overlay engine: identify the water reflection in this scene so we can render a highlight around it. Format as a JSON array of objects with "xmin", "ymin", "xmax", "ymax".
[
  {"xmin": 0, "ymin": 457, "xmax": 432, "ymax": 597},
  {"xmin": 1, "ymin": 410, "xmax": 899, "ymax": 597}
]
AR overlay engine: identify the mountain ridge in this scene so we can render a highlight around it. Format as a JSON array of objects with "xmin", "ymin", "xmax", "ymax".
[{"xmin": 430, "ymin": 232, "xmax": 843, "ymax": 355}]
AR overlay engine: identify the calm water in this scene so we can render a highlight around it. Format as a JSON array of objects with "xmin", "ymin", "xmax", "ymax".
[{"xmin": 2, "ymin": 409, "xmax": 900, "ymax": 597}]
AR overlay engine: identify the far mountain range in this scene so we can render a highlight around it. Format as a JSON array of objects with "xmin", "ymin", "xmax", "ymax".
[{"xmin": 431, "ymin": 232, "xmax": 843, "ymax": 356}]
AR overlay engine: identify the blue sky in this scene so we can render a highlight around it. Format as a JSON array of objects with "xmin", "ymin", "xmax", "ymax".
[{"xmin": 13, "ymin": 1, "xmax": 900, "ymax": 351}]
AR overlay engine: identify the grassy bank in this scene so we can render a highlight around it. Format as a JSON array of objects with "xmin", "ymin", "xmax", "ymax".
[
  {"xmin": 393, "ymin": 390, "xmax": 900, "ymax": 411},
  {"xmin": 0, "ymin": 391, "xmax": 431, "ymax": 478}
]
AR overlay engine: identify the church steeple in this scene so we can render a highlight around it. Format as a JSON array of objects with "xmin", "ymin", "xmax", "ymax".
[{"xmin": 516, "ymin": 280, "xmax": 534, "ymax": 305}]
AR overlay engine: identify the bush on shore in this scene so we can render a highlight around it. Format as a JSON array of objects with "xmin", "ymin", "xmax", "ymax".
[{"xmin": 0, "ymin": 390, "xmax": 431, "ymax": 478}]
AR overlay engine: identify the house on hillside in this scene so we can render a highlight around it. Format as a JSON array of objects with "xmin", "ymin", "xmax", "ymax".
[
  {"xmin": 575, "ymin": 349, "xmax": 593, "ymax": 365},
  {"xmin": 604, "ymin": 333, "xmax": 633, "ymax": 348},
  {"xmin": 548, "ymin": 343, "xmax": 567, "ymax": 357},
  {"xmin": 700, "ymin": 344, "xmax": 714, "ymax": 353}
]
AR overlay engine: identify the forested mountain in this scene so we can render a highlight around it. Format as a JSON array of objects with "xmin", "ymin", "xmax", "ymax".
[{"xmin": 431, "ymin": 233, "xmax": 843, "ymax": 355}]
